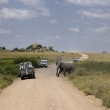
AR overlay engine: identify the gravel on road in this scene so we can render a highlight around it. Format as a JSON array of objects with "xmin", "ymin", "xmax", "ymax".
[{"xmin": 0, "ymin": 64, "xmax": 108, "ymax": 110}]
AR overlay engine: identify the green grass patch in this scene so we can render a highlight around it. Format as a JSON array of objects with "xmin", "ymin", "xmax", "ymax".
[
  {"xmin": 0, "ymin": 74, "xmax": 17, "ymax": 90},
  {"xmin": 68, "ymin": 61, "xmax": 110, "ymax": 108}
]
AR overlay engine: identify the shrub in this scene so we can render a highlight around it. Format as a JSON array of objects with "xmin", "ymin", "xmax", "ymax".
[
  {"xmin": 0, "ymin": 74, "xmax": 17, "ymax": 89},
  {"xmin": 0, "ymin": 64, "xmax": 19, "ymax": 75},
  {"xmin": 13, "ymin": 57, "xmax": 41, "ymax": 68},
  {"xmin": 0, "ymin": 58, "xmax": 13, "ymax": 65},
  {"xmin": 4, "ymin": 64, "xmax": 19, "ymax": 75}
]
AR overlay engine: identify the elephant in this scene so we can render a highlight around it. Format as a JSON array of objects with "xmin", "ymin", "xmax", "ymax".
[
  {"xmin": 56, "ymin": 57, "xmax": 62, "ymax": 65},
  {"xmin": 56, "ymin": 62, "xmax": 74, "ymax": 77}
]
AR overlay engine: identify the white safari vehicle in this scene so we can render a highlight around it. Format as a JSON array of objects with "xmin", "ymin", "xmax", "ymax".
[{"xmin": 40, "ymin": 59, "xmax": 48, "ymax": 68}]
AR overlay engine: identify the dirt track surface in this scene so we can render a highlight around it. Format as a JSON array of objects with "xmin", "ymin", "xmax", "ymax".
[
  {"xmin": 0, "ymin": 64, "xmax": 109, "ymax": 110},
  {"xmin": 78, "ymin": 53, "xmax": 89, "ymax": 61}
]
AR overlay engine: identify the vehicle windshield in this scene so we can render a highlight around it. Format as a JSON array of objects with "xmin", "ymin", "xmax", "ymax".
[
  {"xmin": 19, "ymin": 64, "xmax": 24, "ymax": 69},
  {"xmin": 25, "ymin": 63, "xmax": 33, "ymax": 69},
  {"xmin": 41, "ymin": 61, "xmax": 47, "ymax": 63}
]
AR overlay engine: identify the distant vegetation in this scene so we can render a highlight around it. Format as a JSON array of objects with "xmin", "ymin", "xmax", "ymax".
[
  {"xmin": 0, "ymin": 46, "xmax": 6, "ymax": 50},
  {"xmin": 84, "ymin": 53, "xmax": 110, "ymax": 61},
  {"xmin": 11, "ymin": 42, "xmax": 56, "ymax": 52}
]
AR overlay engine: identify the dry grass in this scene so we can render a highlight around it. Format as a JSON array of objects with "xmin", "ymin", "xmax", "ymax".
[
  {"xmin": 68, "ymin": 52, "xmax": 110, "ymax": 108},
  {"xmin": 68, "ymin": 73, "xmax": 110, "ymax": 108},
  {"xmin": 84, "ymin": 52, "xmax": 110, "ymax": 61},
  {"xmin": 0, "ymin": 50, "xmax": 81, "ymax": 63}
]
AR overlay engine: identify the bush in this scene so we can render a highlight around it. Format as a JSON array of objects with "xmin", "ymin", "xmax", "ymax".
[
  {"xmin": 0, "ymin": 74, "xmax": 17, "ymax": 89},
  {"xmin": 13, "ymin": 57, "xmax": 41, "ymax": 68},
  {"xmin": 0, "ymin": 58, "xmax": 14, "ymax": 65},
  {"xmin": 4, "ymin": 64, "xmax": 19, "ymax": 75},
  {"xmin": 0, "ymin": 64, "xmax": 19, "ymax": 75}
]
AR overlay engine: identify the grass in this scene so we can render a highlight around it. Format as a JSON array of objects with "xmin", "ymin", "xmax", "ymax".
[
  {"xmin": 84, "ymin": 52, "xmax": 110, "ymax": 61},
  {"xmin": 2, "ymin": 50, "xmax": 110, "ymax": 108},
  {"xmin": 0, "ymin": 50, "xmax": 81, "ymax": 64},
  {"xmin": 0, "ymin": 74, "xmax": 17, "ymax": 90},
  {"xmin": 0, "ymin": 50, "xmax": 81, "ymax": 91},
  {"xmin": 68, "ymin": 60, "xmax": 110, "ymax": 108},
  {"xmin": 69, "ymin": 74, "xmax": 110, "ymax": 108}
]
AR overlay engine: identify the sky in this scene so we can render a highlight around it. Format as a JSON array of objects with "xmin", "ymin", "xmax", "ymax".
[{"xmin": 0, "ymin": 0, "xmax": 110, "ymax": 52}]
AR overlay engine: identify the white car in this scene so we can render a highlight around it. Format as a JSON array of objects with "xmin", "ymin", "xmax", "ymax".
[
  {"xmin": 73, "ymin": 57, "xmax": 78, "ymax": 62},
  {"xmin": 40, "ymin": 60, "xmax": 48, "ymax": 68}
]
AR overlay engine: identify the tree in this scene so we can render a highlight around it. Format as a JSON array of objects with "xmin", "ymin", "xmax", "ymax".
[
  {"xmin": 26, "ymin": 45, "xmax": 33, "ymax": 50},
  {"xmin": 2, "ymin": 46, "xmax": 6, "ymax": 50},
  {"xmin": 49, "ymin": 46, "xmax": 54, "ymax": 51},
  {"xmin": 19, "ymin": 48, "xmax": 25, "ymax": 52},
  {"xmin": 13, "ymin": 47, "xmax": 19, "ymax": 51},
  {"xmin": 102, "ymin": 51, "xmax": 106, "ymax": 53},
  {"xmin": 37, "ymin": 44, "xmax": 43, "ymax": 48}
]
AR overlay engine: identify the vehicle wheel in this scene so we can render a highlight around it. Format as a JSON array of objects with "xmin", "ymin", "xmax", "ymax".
[
  {"xmin": 18, "ymin": 74, "xmax": 21, "ymax": 77},
  {"xmin": 21, "ymin": 76, "xmax": 24, "ymax": 80},
  {"xmin": 33, "ymin": 73, "xmax": 35, "ymax": 78},
  {"xmin": 21, "ymin": 75, "xmax": 24, "ymax": 80},
  {"xmin": 33, "ymin": 76, "xmax": 35, "ymax": 79}
]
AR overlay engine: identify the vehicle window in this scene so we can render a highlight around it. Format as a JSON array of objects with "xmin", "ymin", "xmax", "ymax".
[
  {"xmin": 41, "ymin": 61, "xmax": 47, "ymax": 63},
  {"xmin": 25, "ymin": 64, "xmax": 30, "ymax": 69},
  {"xmin": 19, "ymin": 64, "xmax": 24, "ymax": 69},
  {"xmin": 29, "ymin": 64, "xmax": 33, "ymax": 67}
]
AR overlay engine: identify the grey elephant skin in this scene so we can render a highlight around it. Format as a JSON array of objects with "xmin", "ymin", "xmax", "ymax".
[
  {"xmin": 56, "ymin": 57, "xmax": 62, "ymax": 65},
  {"xmin": 56, "ymin": 62, "xmax": 74, "ymax": 77}
]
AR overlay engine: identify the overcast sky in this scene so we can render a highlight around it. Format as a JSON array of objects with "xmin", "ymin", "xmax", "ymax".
[{"xmin": 0, "ymin": 0, "xmax": 110, "ymax": 52}]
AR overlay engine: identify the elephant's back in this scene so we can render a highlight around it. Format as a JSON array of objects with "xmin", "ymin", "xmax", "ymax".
[{"xmin": 64, "ymin": 63, "xmax": 74, "ymax": 70}]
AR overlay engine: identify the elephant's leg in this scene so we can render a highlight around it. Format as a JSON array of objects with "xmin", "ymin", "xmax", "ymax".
[
  {"xmin": 57, "ymin": 69, "xmax": 62, "ymax": 77},
  {"xmin": 56, "ymin": 67, "xmax": 60, "ymax": 76},
  {"xmin": 64, "ymin": 71, "xmax": 66, "ymax": 77},
  {"xmin": 56, "ymin": 68, "xmax": 60, "ymax": 76},
  {"xmin": 68, "ymin": 70, "xmax": 71, "ymax": 74},
  {"xmin": 56, "ymin": 71, "xmax": 58, "ymax": 76},
  {"xmin": 64, "ymin": 70, "xmax": 66, "ymax": 77}
]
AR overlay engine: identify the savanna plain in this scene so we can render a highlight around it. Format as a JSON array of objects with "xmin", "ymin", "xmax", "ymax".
[{"xmin": 0, "ymin": 50, "xmax": 110, "ymax": 109}]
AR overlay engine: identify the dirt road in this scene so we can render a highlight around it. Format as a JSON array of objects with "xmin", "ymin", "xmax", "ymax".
[
  {"xmin": 78, "ymin": 53, "xmax": 89, "ymax": 61},
  {"xmin": 0, "ymin": 64, "xmax": 108, "ymax": 110}
]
